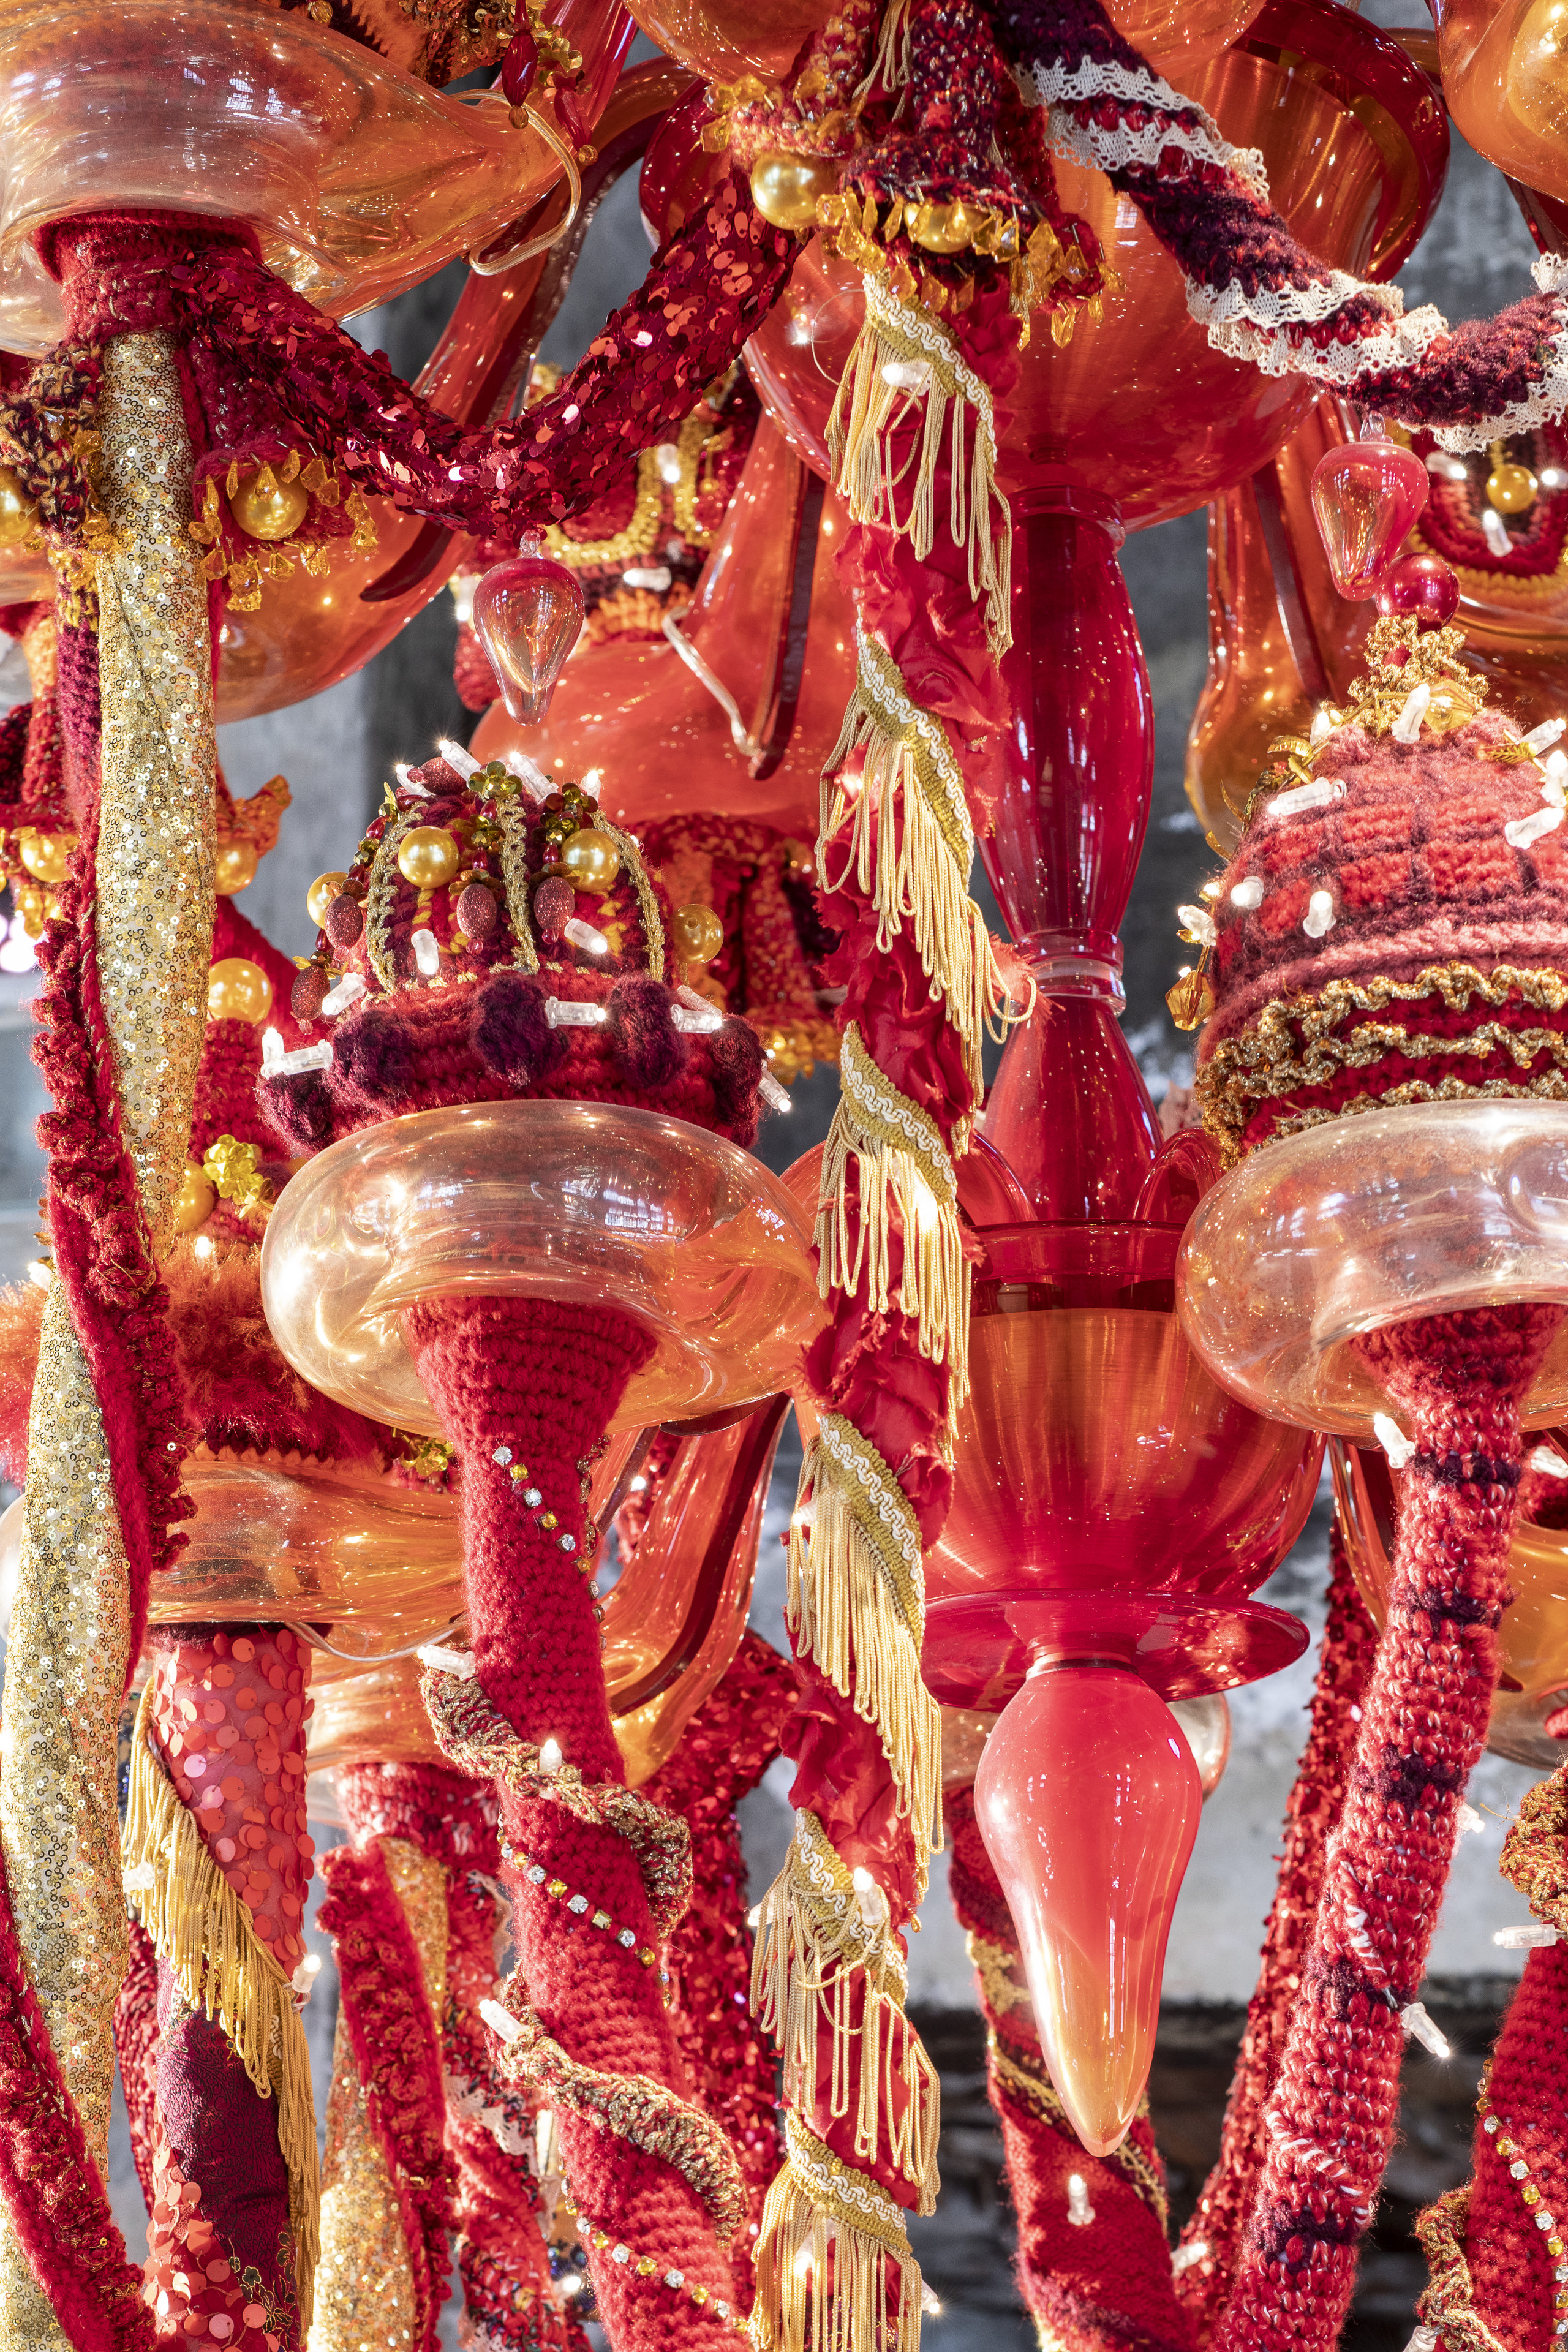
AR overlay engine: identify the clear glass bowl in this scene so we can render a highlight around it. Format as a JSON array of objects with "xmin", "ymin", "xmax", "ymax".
[
  {"xmin": 1177, "ymin": 1099, "xmax": 1568, "ymax": 1439},
  {"xmin": 259, "ymin": 1099, "xmax": 824, "ymax": 1437}
]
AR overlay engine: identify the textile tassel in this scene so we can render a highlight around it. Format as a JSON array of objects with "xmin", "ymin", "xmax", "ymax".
[
  {"xmin": 750, "ymin": 2116, "xmax": 922, "ymax": 2352},
  {"xmin": 826, "ymin": 276, "xmax": 1011, "ymax": 651},
  {"xmin": 786, "ymin": 1417, "xmax": 942, "ymax": 1858},
  {"xmin": 821, "ymin": 630, "xmax": 1013, "ymax": 1093},
  {"xmin": 121, "ymin": 1695, "xmax": 320, "ymax": 2329},
  {"xmin": 751, "ymin": 1814, "xmax": 940, "ymax": 2198}
]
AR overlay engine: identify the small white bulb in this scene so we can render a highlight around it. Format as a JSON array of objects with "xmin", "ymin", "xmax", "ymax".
[
  {"xmin": 1506, "ymin": 806, "xmax": 1563, "ymax": 848},
  {"xmin": 1494, "ymin": 1921, "xmax": 1559, "ymax": 1948},
  {"xmin": 1373, "ymin": 1412, "xmax": 1416, "ymax": 1468},
  {"xmin": 1523, "ymin": 717, "xmax": 1566, "ymax": 754},
  {"xmin": 1229, "ymin": 875, "xmax": 1264, "ymax": 911},
  {"xmin": 1066, "ymin": 2173, "xmax": 1096, "ymax": 2228},
  {"xmin": 1177, "ymin": 903, "xmax": 1218, "ymax": 949},
  {"xmin": 760, "ymin": 1071, "xmax": 792, "ymax": 1114},
  {"xmin": 545, "ymin": 997, "xmax": 608, "ymax": 1028},
  {"xmin": 564, "ymin": 916, "xmax": 609, "ymax": 957},
  {"xmin": 1399, "ymin": 2001, "xmax": 1451, "ymax": 2060},
  {"xmin": 412, "ymin": 927, "xmax": 441, "ymax": 978},
  {"xmin": 539, "ymin": 1737, "xmax": 564, "ymax": 1775},
  {"xmin": 1392, "ymin": 683, "xmax": 1430, "ymax": 744},
  {"xmin": 321, "ymin": 972, "xmax": 366, "ymax": 1017},
  {"xmin": 437, "ymin": 737, "xmax": 483, "ymax": 780},
  {"xmin": 1302, "ymin": 889, "xmax": 1336, "ymax": 938}
]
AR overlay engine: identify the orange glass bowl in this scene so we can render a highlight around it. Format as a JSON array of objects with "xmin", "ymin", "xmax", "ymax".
[
  {"xmin": 1431, "ymin": 0, "xmax": 1568, "ymax": 209},
  {"xmin": 258, "ymin": 1099, "xmax": 826, "ymax": 1438},
  {"xmin": 1175, "ymin": 1100, "xmax": 1568, "ymax": 1441},
  {"xmin": 739, "ymin": 0, "xmax": 1444, "ymax": 526}
]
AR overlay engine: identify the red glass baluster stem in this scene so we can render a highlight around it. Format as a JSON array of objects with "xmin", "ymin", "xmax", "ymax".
[
  {"xmin": 406, "ymin": 1295, "xmax": 743, "ymax": 2348},
  {"xmin": 1218, "ymin": 1303, "xmax": 1564, "ymax": 2352}
]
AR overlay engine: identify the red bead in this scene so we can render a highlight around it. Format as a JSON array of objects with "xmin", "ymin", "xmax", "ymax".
[
  {"xmin": 1374, "ymin": 551, "xmax": 1460, "ymax": 629},
  {"xmin": 290, "ymin": 964, "xmax": 329, "ymax": 1022},
  {"xmin": 499, "ymin": 22, "xmax": 538, "ymax": 105},
  {"xmin": 325, "ymin": 893, "xmax": 364, "ymax": 948}
]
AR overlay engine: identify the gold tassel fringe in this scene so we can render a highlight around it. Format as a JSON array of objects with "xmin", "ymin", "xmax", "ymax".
[
  {"xmin": 123, "ymin": 1692, "xmax": 320, "ymax": 2329},
  {"xmin": 787, "ymin": 1412, "xmax": 942, "ymax": 1861},
  {"xmin": 816, "ymin": 1022, "xmax": 972, "ymax": 1404},
  {"xmin": 820, "ymin": 628, "xmax": 1017, "ymax": 1098},
  {"xmin": 752, "ymin": 1813, "xmax": 939, "ymax": 2201},
  {"xmin": 750, "ymin": 2114, "xmax": 923, "ymax": 2352},
  {"xmin": 826, "ymin": 274, "xmax": 1011, "ymax": 653}
]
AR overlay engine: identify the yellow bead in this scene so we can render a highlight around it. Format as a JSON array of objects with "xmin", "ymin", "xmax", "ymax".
[
  {"xmin": 307, "ymin": 870, "xmax": 347, "ymax": 927},
  {"xmin": 557, "ymin": 826, "xmax": 622, "ymax": 894},
  {"xmin": 908, "ymin": 198, "xmax": 980, "ymax": 254},
  {"xmin": 0, "ymin": 464, "xmax": 38, "ymax": 548},
  {"xmin": 229, "ymin": 468, "xmax": 310, "ymax": 543},
  {"xmin": 206, "ymin": 957, "xmax": 273, "ymax": 1025},
  {"xmin": 214, "ymin": 839, "xmax": 259, "ymax": 897},
  {"xmin": 174, "ymin": 1163, "xmax": 216, "ymax": 1234},
  {"xmin": 671, "ymin": 901, "xmax": 724, "ymax": 963},
  {"xmin": 17, "ymin": 827, "xmax": 72, "ymax": 886},
  {"xmin": 1487, "ymin": 460, "xmax": 1538, "ymax": 514},
  {"xmin": 749, "ymin": 150, "xmax": 839, "ymax": 233},
  {"xmin": 396, "ymin": 826, "xmax": 462, "ymax": 889}
]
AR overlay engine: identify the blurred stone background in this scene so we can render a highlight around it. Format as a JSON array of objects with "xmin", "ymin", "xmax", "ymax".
[{"xmin": 0, "ymin": 17, "xmax": 1552, "ymax": 2347}]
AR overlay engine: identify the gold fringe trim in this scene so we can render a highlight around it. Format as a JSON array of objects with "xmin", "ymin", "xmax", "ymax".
[
  {"xmin": 817, "ymin": 1022, "xmax": 972, "ymax": 1402},
  {"xmin": 821, "ymin": 628, "xmax": 1017, "ymax": 1092},
  {"xmin": 788, "ymin": 1413, "xmax": 941, "ymax": 1859},
  {"xmin": 750, "ymin": 2114, "xmax": 922, "ymax": 2352},
  {"xmin": 827, "ymin": 274, "xmax": 1011, "ymax": 652},
  {"xmin": 1414, "ymin": 2185, "xmax": 1509, "ymax": 2352},
  {"xmin": 123, "ymin": 1693, "xmax": 320, "ymax": 2329},
  {"xmin": 752, "ymin": 1814, "xmax": 939, "ymax": 2203},
  {"xmin": 1196, "ymin": 960, "xmax": 1568, "ymax": 1161}
]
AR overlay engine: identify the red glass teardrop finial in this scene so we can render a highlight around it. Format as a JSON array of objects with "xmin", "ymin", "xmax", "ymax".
[
  {"xmin": 974, "ymin": 1662, "xmax": 1202, "ymax": 2156},
  {"xmin": 470, "ymin": 532, "xmax": 586, "ymax": 725},
  {"xmin": 1310, "ymin": 436, "xmax": 1430, "ymax": 601}
]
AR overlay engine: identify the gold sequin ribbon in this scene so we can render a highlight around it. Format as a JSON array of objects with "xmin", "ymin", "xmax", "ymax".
[{"xmin": 0, "ymin": 329, "xmax": 216, "ymax": 2346}]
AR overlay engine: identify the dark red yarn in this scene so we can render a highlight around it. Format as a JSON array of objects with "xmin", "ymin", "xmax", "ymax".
[
  {"xmin": 946, "ymin": 1787, "xmax": 1194, "ymax": 2352},
  {"xmin": 41, "ymin": 181, "xmax": 795, "ymax": 545},
  {"xmin": 644, "ymin": 1632, "xmax": 796, "ymax": 2299},
  {"xmin": 113, "ymin": 1913, "xmax": 163, "ymax": 2215},
  {"xmin": 1176, "ymin": 1528, "xmax": 1381, "ymax": 2343},
  {"xmin": 407, "ymin": 1295, "xmax": 746, "ymax": 2349},
  {"xmin": 1217, "ymin": 1303, "xmax": 1564, "ymax": 2352},
  {"xmin": 317, "ymin": 1841, "xmax": 455, "ymax": 2352}
]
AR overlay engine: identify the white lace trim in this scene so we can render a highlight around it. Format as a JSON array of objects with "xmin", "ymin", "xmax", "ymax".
[
  {"xmin": 1193, "ymin": 282, "xmax": 1443, "ymax": 385},
  {"xmin": 1013, "ymin": 55, "xmax": 1268, "ymax": 198},
  {"xmin": 1534, "ymin": 252, "xmax": 1568, "ymax": 296}
]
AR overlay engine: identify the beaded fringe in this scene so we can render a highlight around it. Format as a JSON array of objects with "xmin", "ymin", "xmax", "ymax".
[
  {"xmin": 752, "ymin": 1815, "xmax": 939, "ymax": 2201},
  {"xmin": 787, "ymin": 1422, "xmax": 942, "ymax": 1868},
  {"xmin": 123, "ymin": 1691, "xmax": 320, "ymax": 2328},
  {"xmin": 749, "ymin": 2117, "xmax": 922, "ymax": 2352},
  {"xmin": 827, "ymin": 279, "xmax": 1011, "ymax": 652}
]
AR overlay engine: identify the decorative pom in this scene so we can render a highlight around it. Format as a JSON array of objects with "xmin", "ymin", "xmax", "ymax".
[
  {"xmin": 608, "ymin": 974, "xmax": 686, "ymax": 1091},
  {"xmin": 258, "ymin": 1069, "xmax": 334, "ymax": 1151},
  {"xmin": 331, "ymin": 1006, "xmax": 415, "ymax": 1107},
  {"xmin": 290, "ymin": 965, "xmax": 330, "ymax": 1023},
  {"xmin": 470, "ymin": 970, "xmax": 564, "ymax": 1089},
  {"xmin": 533, "ymin": 875, "xmax": 575, "ymax": 942},
  {"xmin": 325, "ymin": 894, "xmax": 364, "ymax": 949},
  {"xmin": 709, "ymin": 1015, "xmax": 764, "ymax": 1126},
  {"xmin": 456, "ymin": 881, "xmax": 499, "ymax": 940}
]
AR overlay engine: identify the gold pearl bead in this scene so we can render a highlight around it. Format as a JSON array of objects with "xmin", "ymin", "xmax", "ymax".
[
  {"xmin": 0, "ymin": 464, "xmax": 39, "ymax": 547},
  {"xmin": 307, "ymin": 870, "xmax": 347, "ymax": 927},
  {"xmin": 17, "ymin": 828, "xmax": 72, "ymax": 886},
  {"xmin": 672, "ymin": 901, "xmax": 725, "ymax": 963},
  {"xmin": 908, "ymin": 198, "xmax": 979, "ymax": 255},
  {"xmin": 206, "ymin": 957, "xmax": 273, "ymax": 1025},
  {"xmin": 557, "ymin": 827, "xmax": 622, "ymax": 894},
  {"xmin": 1487, "ymin": 461, "xmax": 1539, "ymax": 514},
  {"xmin": 214, "ymin": 839, "xmax": 259, "ymax": 897},
  {"xmin": 749, "ymin": 150, "xmax": 839, "ymax": 233},
  {"xmin": 396, "ymin": 826, "xmax": 462, "ymax": 889},
  {"xmin": 229, "ymin": 469, "xmax": 310, "ymax": 544},
  {"xmin": 175, "ymin": 1163, "xmax": 216, "ymax": 1234}
]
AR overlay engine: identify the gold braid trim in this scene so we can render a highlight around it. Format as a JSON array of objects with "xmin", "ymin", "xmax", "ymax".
[
  {"xmin": 484, "ymin": 1981, "xmax": 747, "ymax": 2241},
  {"xmin": 123, "ymin": 1694, "xmax": 320, "ymax": 2328},
  {"xmin": 421, "ymin": 1667, "xmax": 690, "ymax": 1934},
  {"xmin": 827, "ymin": 273, "xmax": 1011, "ymax": 653},
  {"xmin": 821, "ymin": 629, "xmax": 1016, "ymax": 1096},
  {"xmin": 988, "ymin": 2034, "xmax": 1168, "ymax": 2232},
  {"xmin": 751, "ymin": 1813, "xmax": 939, "ymax": 2205},
  {"xmin": 818, "ymin": 1022, "xmax": 971, "ymax": 1402},
  {"xmin": 1414, "ymin": 2185, "xmax": 1510, "ymax": 2352},
  {"xmin": 492, "ymin": 799, "xmax": 541, "ymax": 975},
  {"xmin": 965, "ymin": 1929, "xmax": 1030, "ymax": 2019},
  {"xmin": 597, "ymin": 813, "xmax": 666, "ymax": 982},
  {"xmin": 365, "ymin": 807, "xmax": 430, "ymax": 998},
  {"xmin": 1500, "ymin": 1757, "xmax": 1568, "ymax": 1930},
  {"xmin": 749, "ymin": 2114, "xmax": 922, "ymax": 2352},
  {"xmin": 788, "ymin": 1414, "xmax": 941, "ymax": 1860},
  {"xmin": 1196, "ymin": 962, "xmax": 1568, "ymax": 1162}
]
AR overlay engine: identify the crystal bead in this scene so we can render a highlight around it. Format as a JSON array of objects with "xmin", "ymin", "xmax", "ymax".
[
  {"xmin": 524, "ymin": 1488, "xmax": 543, "ymax": 1507},
  {"xmin": 470, "ymin": 537, "xmax": 586, "ymax": 725},
  {"xmin": 665, "ymin": 2272, "xmax": 684, "ymax": 2290},
  {"xmin": 1513, "ymin": 2161, "xmax": 1530, "ymax": 2179},
  {"xmin": 592, "ymin": 1910, "xmax": 611, "ymax": 1929},
  {"xmin": 612, "ymin": 2245, "xmax": 630, "ymax": 2266},
  {"xmin": 567, "ymin": 1894, "xmax": 588, "ymax": 1914},
  {"xmin": 492, "ymin": 1446, "xmax": 513, "ymax": 1465},
  {"xmin": 527, "ymin": 1866, "xmax": 546, "ymax": 1885},
  {"xmin": 619, "ymin": 1929, "xmax": 636, "ymax": 1948}
]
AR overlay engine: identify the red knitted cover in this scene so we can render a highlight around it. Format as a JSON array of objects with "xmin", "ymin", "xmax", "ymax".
[
  {"xmin": 1457, "ymin": 1944, "xmax": 1568, "ymax": 2348},
  {"xmin": 113, "ymin": 1913, "xmax": 162, "ymax": 2215},
  {"xmin": 947, "ymin": 1787, "xmax": 1193, "ymax": 2352},
  {"xmin": 1177, "ymin": 1528, "xmax": 1381, "ymax": 2342},
  {"xmin": 1216, "ymin": 1304, "xmax": 1562, "ymax": 2352},
  {"xmin": 407, "ymin": 1294, "xmax": 745, "ymax": 2348}
]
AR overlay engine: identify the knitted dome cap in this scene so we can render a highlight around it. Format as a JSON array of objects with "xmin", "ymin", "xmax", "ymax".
[
  {"xmin": 261, "ymin": 747, "xmax": 766, "ymax": 1155},
  {"xmin": 1193, "ymin": 613, "xmax": 1568, "ymax": 1165}
]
